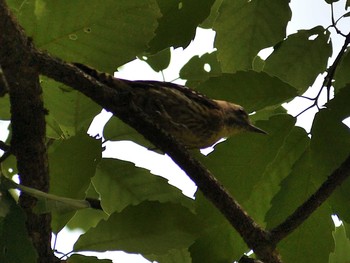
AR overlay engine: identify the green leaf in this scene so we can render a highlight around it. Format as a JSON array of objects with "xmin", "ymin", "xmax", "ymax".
[
  {"xmin": 245, "ymin": 126, "xmax": 309, "ymax": 225},
  {"xmin": 1, "ymin": 177, "xmax": 91, "ymax": 214},
  {"xmin": 200, "ymin": 0, "xmax": 224, "ymax": 29},
  {"xmin": 334, "ymin": 50, "xmax": 350, "ymax": 92},
  {"xmin": 0, "ymin": 191, "xmax": 37, "ymax": 263},
  {"xmin": 266, "ymin": 109, "xmax": 350, "ymax": 229},
  {"xmin": 214, "ymin": 0, "xmax": 291, "ymax": 72},
  {"xmin": 311, "ymin": 109, "xmax": 350, "ymax": 222},
  {"xmin": 68, "ymin": 254, "xmax": 112, "ymax": 263},
  {"xmin": 190, "ymin": 224, "xmax": 246, "ymax": 263},
  {"xmin": 179, "ymin": 51, "xmax": 222, "ymax": 86},
  {"xmin": 264, "ymin": 27, "xmax": 332, "ymax": 93},
  {"xmin": 198, "ymin": 114, "xmax": 296, "ymax": 204},
  {"xmin": 74, "ymin": 201, "xmax": 202, "ymax": 255},
  {"xmin": 103, "ymin": 116, "xmax": 155, "ymax": 149},
  {"xmin": 43, "ymin": 78, "xmax": 101, "ymax": 138},
  {"xmin": 149, "ymin": 0, "xmax": 215, "ymax": 52},
  {"xmin": 310, "ymin": 109, "xmax": 350, "ymax": 178},
  {"xmin": 92, "ymin": 158, "xmax": 193, "ymax": 214},
  {"xmin": 196, "ymin": 71, "xmax": 297, "ymax": 112},
  {"xmin": 277, "ymin": 205, "xmax": 334, "ymax": 263},
  {"xmin": 326, "ymin": 84, "xmax": 350, "ymax": 120},
  {"xmin": 9, "ymin": 0, "xmax": 161, "ymax": 72},
  {"xmin": 49, "ymin": 133, "xmax": 102, "ymax": 233},
  {"xmin": 329, "ymin": 225, "xmax": 350, "ymax": 263},
  {"xmin": 190, "ymin": 193, "xmax": 247, "ymax": 261},
  {"xmin": 146, "ymin": 249, "xmax": 192, "ymax": 263},
  {"xmin": 0, "ymin": 95, "xmax": 10, "ymax": 120},
  {"xmin": 141, "ymin": 48, "xmax": 171, "ymax": 72},
  {"xmin": 67, "ymin": 208, "xmax": 108, "ymax": 232}
]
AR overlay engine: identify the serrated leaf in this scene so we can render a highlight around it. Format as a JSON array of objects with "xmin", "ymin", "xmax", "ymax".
[
  {"xmin": 74, "ymin": 201, "xmax": 202, "ymax": 255},
  {"xmin": 312, "ymin": 109, "xmax": 350, "ymax": 222},
  {"xmin": 141, "ymin": 48, "xmax": 171, "ymax": 72},
  {"xmin": 0, "ymin": 191, "xmax": 37, "ymax": 263},
  {"xmin": 149, "ymin": 0, "xmax": 215, "ymax": 52},
  {"xmin": 310, "ymin": 109, "xmax": 350, "ymax": 176},
  {"xmin": 245, "ymin": 126, "xmax": 309, "ymax": 225},
  {"xmin": 264, "ymin": 27, "xmax": 332, "ymax": 93},
  {"xmin": 9, "ymin": 0, "xmax": 161, "ymax": 72},
  {"xmin": 68, "ymin": 254, "xmax": 112, "ymax": 263},
  {"xmin": 179, "ymin": 51, "xmax": 222, "ymax": 86},
  {"xmin": 92, "ymin": 158, "xmax": 193, "ymax": 214},
  {"xmin": 214, "ymin": 0, "xmax": 291, "ymax": 72},
  {"xmin": 266, "ymin": 109, "xmax": 350, "ymax": 229},
  {"xmin": 43, "ymin": 78, "xmax": 101, "ymax": 138},
  {"xmin": 196, "ymin": 71, "xmax": 297, "ymax": 112},
  {"xmin": 329, "ymin": 225, "xmax": 350, "ymax": 263},
  {"xmin": 49, "ymin": 133, "xmax": 102, "ymax": 233}
]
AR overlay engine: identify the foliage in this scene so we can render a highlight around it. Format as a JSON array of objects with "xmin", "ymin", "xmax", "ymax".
[{"xmin": 0, "ymin": 0, "xmax": 350, "ymax": 263}]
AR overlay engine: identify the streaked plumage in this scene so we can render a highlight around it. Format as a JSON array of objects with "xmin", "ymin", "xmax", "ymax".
[{"xmin": 74, "ymin": 63, "xmax": 266, "ymax": 148}]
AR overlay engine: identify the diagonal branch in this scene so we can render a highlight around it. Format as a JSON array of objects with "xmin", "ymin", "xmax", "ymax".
[
  {"xmin": 31, "ymin": 51, "xmax": 281, "ymax": 263},
  {"xmin": 270, "ymin": 154, "xmax": 350, "ymax": 243}
]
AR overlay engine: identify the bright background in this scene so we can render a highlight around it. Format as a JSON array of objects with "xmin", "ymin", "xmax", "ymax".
[{"xmin": 1, "ymin": 0, "xmax": 349, "ymax": 262}]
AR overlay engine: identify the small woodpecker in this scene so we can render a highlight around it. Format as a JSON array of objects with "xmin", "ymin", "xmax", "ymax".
[{"xmin": 74, "ymin": 63, "xmax": 267, "ymax": 149}]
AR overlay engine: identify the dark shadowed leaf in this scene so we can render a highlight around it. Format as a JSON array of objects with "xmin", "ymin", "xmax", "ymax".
[
  {"xmin": 196, "ymin": 72, "xmax": 297, "ymax": 112},
  {"xmin": 264, "ymin": 27, "xmax": 332, "ymax": 93},
  {"xmin": 92, "ymin": 158, "xmax": 193, "ymax": 214},
  {"xmin": 49, "ymin": 133, "xmax": 102, "ymax": 232},
  {"xmin": 214, "ymin": 0, "xmax": 291, "ymax": 72},
  {"xmin": 149, "ymin": 0, "xmax": 215, "ymax": 52},
  {"xmin": 0, "ymin": 191, "xmax": 37, "ymax": 263},
  {"xmin": 74, "ymin": 201, "xmax": 202, "ymax": 254}
]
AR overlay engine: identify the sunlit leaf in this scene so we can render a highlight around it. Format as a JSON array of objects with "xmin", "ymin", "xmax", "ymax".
[{"xmin": 8, "ymin": 0, "xmax": 161, "ymax": 72}]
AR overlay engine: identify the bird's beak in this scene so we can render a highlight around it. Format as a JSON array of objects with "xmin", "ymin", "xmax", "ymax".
[{"xmin": 247, "ymin": 124, "xmax": 267, "ymax": 134}]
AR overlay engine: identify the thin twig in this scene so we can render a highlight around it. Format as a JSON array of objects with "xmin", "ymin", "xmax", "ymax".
[
  {"xmin": 296, "ymin": 30, "xmax": 350, "ymax": 117},
  {"xmin": 270, "ymin": 154, "xmax": 350, "ymax": 243},
  {"xmin": 0, "ymin": 140, "xmax": 10, "ymax": 151}
]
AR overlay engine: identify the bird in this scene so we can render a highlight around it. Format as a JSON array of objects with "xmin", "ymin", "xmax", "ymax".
[{"xmin": 74, "ymin": 63, "xmax": 267, "ymax": 149}]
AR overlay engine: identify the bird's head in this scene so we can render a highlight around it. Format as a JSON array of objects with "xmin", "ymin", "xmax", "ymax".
[{"xmin": 214, "ymin": 100, "xmax": 267, "ymax": 136}]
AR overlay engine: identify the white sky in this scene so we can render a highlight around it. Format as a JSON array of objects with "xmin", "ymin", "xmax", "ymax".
[{"xmin": 1, "ymin": 0, "xmax": 349, "ymax": 262}]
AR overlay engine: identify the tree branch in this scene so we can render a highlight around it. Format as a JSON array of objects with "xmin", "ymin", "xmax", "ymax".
[
  {"xmin": 270, "ymin": 154, "xmax": 350, "ymax": 243},
  {"xmin": 31, "ymin": 51, "xmax": 281, "ymax": 262},
  {"xmin": 0, "ymin": 1, "xmax": 54, "ymax": 262}
]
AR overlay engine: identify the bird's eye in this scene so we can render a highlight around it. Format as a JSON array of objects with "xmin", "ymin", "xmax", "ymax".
[{"xmin": 237, "ymin": 108, "xmax": 247, "ymax": 117}]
